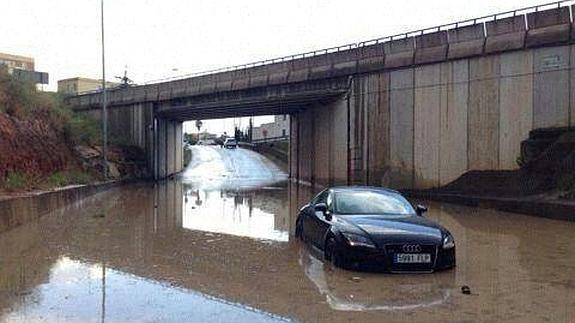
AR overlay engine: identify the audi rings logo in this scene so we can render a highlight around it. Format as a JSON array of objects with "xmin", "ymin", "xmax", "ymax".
[{"xmin": 402, "ymin": 244, "xmax": 422, "ymax": 253}]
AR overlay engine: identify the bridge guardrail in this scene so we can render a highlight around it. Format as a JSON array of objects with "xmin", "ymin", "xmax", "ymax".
[
  {"xmin": 251, "ymin": 136, "xmax": 289, "ymax": 144},
  {"xmin": 74, "ymin": 0, "xmax": 575, "ymax": 99}
]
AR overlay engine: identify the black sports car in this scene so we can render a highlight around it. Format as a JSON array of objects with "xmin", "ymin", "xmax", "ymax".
[{"xmin": 295, "ymin": 186, "xmax": 455, "ymax": 273}]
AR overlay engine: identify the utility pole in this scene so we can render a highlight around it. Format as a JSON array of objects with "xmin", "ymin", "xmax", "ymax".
[
  {"xmin": 101, "ymin": 0, "xmax": 108, "ymax": 179},
  {"xmin": 249, "ymin": 117, "xmax": 253, "ymax": 142},
  {"xmin": 195, "ymin": 120, "xmax": 203, "ymax": 142}
]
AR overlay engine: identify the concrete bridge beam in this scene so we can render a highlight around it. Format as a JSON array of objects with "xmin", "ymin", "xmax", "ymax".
[
  {"xmin": 288, "ymin": 57, "xmax": 310, "ymax": 83},
  {"xmin": 447, "ymin": 24, "xmax": 485, "ymax": 59},
  {"xmin": 231, "ymin": 69, "xmax": 250, "ymax": 90},
  {"xmin": 215, "ymin": 71, "xmax": 233, "ymax": 92},
  {"xmin": 526, "ymin": 7, "xmax": 571, "ymax": 48},
  {"xmin": 249, "ymin": 65, "xmax": 269, "ymax": 88},
  {"xmin": 485, "ymin": 16, "xmax": 526, "ymax": 54},
  {"xmin": 414, "ymin": 31, "xmax": 448, "ymax": 65},
  {"xmin": 331, "ymin": 49, "xmax": 359, "ymax": 76},
  {"xmin": 384, "ymin": 37, "xmax": 415, "ymax": 69},
  {"xmin": 357, "ymin": 43, "xmax": 385, "ymax": 73},
  {"xmin": 268, "ymin": 61, "xmax": 290, "ymax": 85}
]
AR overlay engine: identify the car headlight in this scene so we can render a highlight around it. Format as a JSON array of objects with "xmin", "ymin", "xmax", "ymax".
[
  {"xmin": 443, "ymin": 234, "xmax": 455, "ymax": 249},
  {"xmin": 341, "ymin": 232, "xmax": 376, "ymax": 248}
]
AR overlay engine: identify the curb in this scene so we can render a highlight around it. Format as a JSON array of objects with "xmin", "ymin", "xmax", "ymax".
[
  {"xmin": 402, "ymin": 190, "xmax": 575, "ymax": 222},
  {"xmin": 0, "ymin": 180, "xmax": 129, "ymax": 234}
]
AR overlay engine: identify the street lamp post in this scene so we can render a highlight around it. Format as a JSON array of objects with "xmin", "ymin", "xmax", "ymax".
[{"xmin": 101, "ymin": 0, "xmax": 108, "ymax": 179}]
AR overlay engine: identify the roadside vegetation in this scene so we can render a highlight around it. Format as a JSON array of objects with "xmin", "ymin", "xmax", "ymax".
[
  {"xmin": 0, "ymin": 68, "xmax": 101, "ymax": 144},
  {"xmin": 0, "ymin": 68, "xmax": 100, "ymax": 193}
]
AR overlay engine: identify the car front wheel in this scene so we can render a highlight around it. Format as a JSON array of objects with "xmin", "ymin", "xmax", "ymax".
[
  {"xmin": 295, "ymin": 217, "xmax": 303, "ymax": 240},
  {"xmin": 325, "ymin": 236, "xmax": 343, "ymax": 268}
]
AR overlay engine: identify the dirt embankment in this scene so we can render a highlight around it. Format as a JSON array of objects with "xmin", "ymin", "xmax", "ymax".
[
  {"xmin": 0, "ymin": 112, "xmax": 71, "ymax": 180},
  {"xmin": 427, "ymin": 128, "xmax": 575, "ymax": 199},
  {"xmin": 0, "ymin": 70, "xmax": 147, "ymax": 195}
]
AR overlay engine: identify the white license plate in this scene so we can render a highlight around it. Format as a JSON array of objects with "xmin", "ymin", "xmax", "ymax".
[{"xmin": 394, "ymin": 253, "xmax": 431, "ymax": 264}]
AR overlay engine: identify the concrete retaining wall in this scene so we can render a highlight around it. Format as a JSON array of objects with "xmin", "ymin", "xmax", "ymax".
[
  {"xmin": 389, "ymin": 69, "xmax": 414, "ymax": 188},
  {"xmin": 292, "ymin": 43, "xmax": 575, "ymax": 190},
  {"xmin": 414, "ymin": 64, "xmax": 441, "ymax": 188},
  {"xmin": 440, "ymin": 60, "xmax": 468, "ymax": 185},
  {"xmin": 366, "ymin": 73, "xmax": 389, "ymax": 187},
  {"xmin": 499, "ymin": 51, "xmax": 533, "ymax": 169},
  {"xmin": 533, "ymin": 46, "xmax": 570, "ymax": 129},
  {"xmin": 468, "ymin": 55, "xmax": 500, "ymax": 171},
  {"xmin": 79, "ymin": 103, "xmax": 183, "ymax": 180}
]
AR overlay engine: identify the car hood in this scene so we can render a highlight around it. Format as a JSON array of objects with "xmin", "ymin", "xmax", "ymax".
[{"xmin": 338, "ymin": 214, "xmax": 444, "ymax": 246}]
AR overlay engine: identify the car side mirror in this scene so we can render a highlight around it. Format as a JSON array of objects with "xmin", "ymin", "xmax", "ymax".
[
  {"xmin": 314, "ymin": 203, "xmax": 327, "ymax": 213},
  {"xmin": 416, "ymin": 204, "xmax": 428, "ymax": 216},
  {"xmin": 314, "ymin": 203, "xmax": 331, "ymax": 221}
]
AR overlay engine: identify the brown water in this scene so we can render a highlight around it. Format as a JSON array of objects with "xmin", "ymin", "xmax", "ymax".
[{"xmin": 0, "ymin": 147, "xmax": 574, "ymax": 322}]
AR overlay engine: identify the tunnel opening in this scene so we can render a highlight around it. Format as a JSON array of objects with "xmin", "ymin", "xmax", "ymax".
[{"xmin": 179, "ymin": 114, "xmax": 292, "ymax": 241}]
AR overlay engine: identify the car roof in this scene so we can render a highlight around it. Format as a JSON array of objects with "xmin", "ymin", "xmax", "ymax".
[{"xmin": 328, "ymin": 185, "xmax": 401, "ymax": 195}]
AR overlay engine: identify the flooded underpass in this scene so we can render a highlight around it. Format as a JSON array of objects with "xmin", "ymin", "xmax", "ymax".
[{"xmin": 1, "ymin": 146, "xmax": 574, "ymax": 322}]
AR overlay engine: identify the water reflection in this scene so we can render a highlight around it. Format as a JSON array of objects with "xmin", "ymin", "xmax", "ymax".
[
  {"xmin": 299, "ymin": 248, "xmax": 454, "ymax": 311},
  {"xmin": 1, "ymin": 256, "xmax": 289, "ymax": 323},
  {"xmin": 0, "ymin": 168, "xmax": 573, "ymax": 321},
  {"xmin": 182, "ymin": 186, "xmax": 289, "ymax": 242}
]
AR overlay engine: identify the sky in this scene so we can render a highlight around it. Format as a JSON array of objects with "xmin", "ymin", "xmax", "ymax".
[{"xmin": 1, "ymin": 0, "xmax": 549, "ymax": 134}]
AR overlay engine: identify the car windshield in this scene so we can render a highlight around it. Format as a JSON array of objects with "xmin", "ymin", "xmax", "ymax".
[{"xmin": 334, "ymin": 190, "xmax": 414, "ymax": 215}]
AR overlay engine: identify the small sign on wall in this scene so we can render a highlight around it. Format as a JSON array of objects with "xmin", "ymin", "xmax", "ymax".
[{"xmin": 541, "ymin": 55, "xmax": 562, "ymax": 70}]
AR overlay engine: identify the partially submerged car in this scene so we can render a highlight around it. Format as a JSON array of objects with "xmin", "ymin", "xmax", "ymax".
[{"xmin": 295, "ymin": 186, "xmax": 456, "ymax": 273}]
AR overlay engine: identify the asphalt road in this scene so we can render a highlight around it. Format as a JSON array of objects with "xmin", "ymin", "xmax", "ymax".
[{"xmin": 181, "ymin": 145, "xmax": 288, "ymax": 190}]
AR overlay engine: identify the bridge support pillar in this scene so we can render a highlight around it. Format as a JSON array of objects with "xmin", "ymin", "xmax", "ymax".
[
  {"xmin": 153, "ymin": 118, "xmax": 183, "ymax": 180},
  {"xmin": 290, "ymin": 96, "xmax": 350, "ymax": 188}
]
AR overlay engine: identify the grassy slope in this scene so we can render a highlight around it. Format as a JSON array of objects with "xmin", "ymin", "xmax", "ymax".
[{"xmin": 0, "ymin": 69, "xmax": 100, "ymax": 192}]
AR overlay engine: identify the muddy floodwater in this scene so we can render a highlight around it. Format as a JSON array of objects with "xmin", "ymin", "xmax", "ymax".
[{"xmin": 1, "ymin": 146, "xmax": 574, "ymax": 322}]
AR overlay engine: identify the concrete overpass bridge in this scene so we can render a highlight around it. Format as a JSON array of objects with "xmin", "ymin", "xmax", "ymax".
[{"xmin": 69, "ymin": 1, "xmax": 575, "ymax": 189}]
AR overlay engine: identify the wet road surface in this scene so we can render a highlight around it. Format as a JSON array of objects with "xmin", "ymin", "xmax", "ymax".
[{"xmin": 1, "ymin": 146, "xmax": 574, "ymax": 322}]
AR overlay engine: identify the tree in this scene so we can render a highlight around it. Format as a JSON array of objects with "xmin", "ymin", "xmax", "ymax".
[{"xmin": 184, "ymin": 133, "xmax": 197, "ymax": 145}]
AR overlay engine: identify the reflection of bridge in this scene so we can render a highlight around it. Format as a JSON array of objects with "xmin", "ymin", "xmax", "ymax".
[{"xmin": 69, "ymin": 2, "xmax": 575, "ymax": 188}]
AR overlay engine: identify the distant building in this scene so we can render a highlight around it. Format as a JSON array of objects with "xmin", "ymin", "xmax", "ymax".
[
  {"xmin": 0, "ymin": 52, "xmax": 49, "ymax": 85},
  {"xmin": 57, "ymin": 77, "xmax": 120, "ymax": 95},
  {"xmin": 0, "ymin": 52, "xmax": 34, "ymax": 70},
  {"xmin": 252, "ymin": 115, "xmax": 290, "ymax": 142}
]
